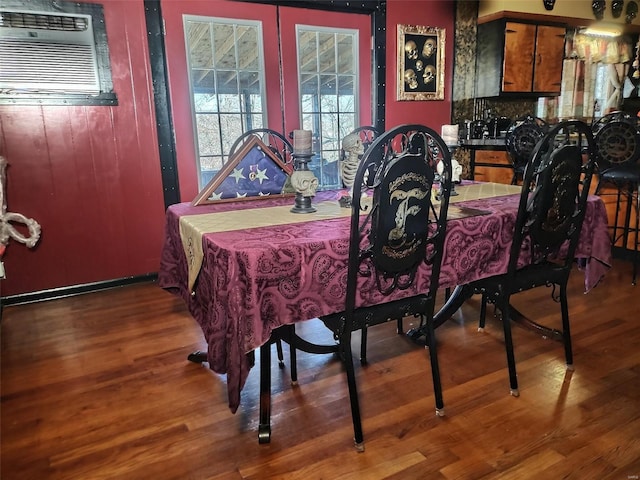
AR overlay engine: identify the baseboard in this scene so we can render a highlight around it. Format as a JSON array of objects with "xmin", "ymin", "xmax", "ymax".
[{"xmin": 0, "ymin": 273, "xmax": 159, "ymax": 307}]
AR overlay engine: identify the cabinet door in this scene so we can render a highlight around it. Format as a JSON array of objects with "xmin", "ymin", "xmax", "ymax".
[
  {"xmin": 533, "ymin": 25, "xmax": 566, "ymax": 93},
  {"xmin": 473, "ymin": 150, "xmax": 513, "ymax": 184},
  {"xmin": 502, "ymin": 22, "xmax": 535, "ymax": 92}
]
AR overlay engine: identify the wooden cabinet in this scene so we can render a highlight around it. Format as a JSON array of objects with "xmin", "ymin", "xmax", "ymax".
[
  {"xmin": 472, "ymin": 150, "xmax": 514, "ymax": 184},
  {"xmin": 476, "ymin": 20, "xmax": 566, "ymax": 97}
]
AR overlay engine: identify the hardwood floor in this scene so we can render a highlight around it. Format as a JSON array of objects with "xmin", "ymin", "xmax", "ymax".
[{"xmin": 2, "ymin": 258, "xmax": 639, "ymax": 479}]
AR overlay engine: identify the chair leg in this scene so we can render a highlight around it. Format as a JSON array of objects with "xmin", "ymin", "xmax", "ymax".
[
  {"xmin": 498, "ymin": 294, "xmax": 519, "ymax": 397},
  {"xmin": 396, "ymin": 317, "xmax": 404, "ymax": 334},
  {"xmin": 288, "ymin": 325, "xmax": 298, "ymax": 385},
  {"xmin": 478, "ymin": 294, "xmax": 488, "ymax": 331},
  {"xmin": 360, "ymin": 325, "xmax": 368, "ymax": 365},
  {"xmin": 559, "ymin": 284, "xmax": 574, "ymax": 371},
  {"xmin": 632, "ymin": 184, "xmax": 639, "ymax": 286},
  {"xmin": 425, "ymin": 315, "xmax": 445, "ymax": 417},
  {"xmin": 342, "ymin": 332, "xmax": 364, "ymax": 452},
  {"xmin": 276, "ymin": 339, "xmax": 285, "ymax": 369},
  {"xmin": 258, "ymin": 342, "xmax": 272, "ymax": 444}
]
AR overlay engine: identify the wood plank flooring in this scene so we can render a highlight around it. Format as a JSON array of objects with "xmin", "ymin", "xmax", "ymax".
[{"xmin": 2, "ymin": 258, "xmax": 639, "ymax": 479}]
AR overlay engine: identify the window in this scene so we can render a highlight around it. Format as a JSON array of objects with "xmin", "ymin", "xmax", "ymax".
[
  {"xmin": 184, "ymin": 16, "xmax": 266, "ymax": 188},
  {"xmin": 297, "ymin": 26, "xmax": 359, "ymax": 189},
  {"xmin": 0, "ymin": 0, "xmax": 116, "ymax": 106}
]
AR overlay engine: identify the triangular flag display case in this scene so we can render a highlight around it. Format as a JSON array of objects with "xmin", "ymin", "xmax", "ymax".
[{"xmin": 191, "ymin": 136, "xmax": 295, "ymax": 206}]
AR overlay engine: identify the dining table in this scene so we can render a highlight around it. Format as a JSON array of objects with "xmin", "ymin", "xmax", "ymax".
[{"xmin": 158, "ymin": 182, "xmax": 612, "ymax": 441}]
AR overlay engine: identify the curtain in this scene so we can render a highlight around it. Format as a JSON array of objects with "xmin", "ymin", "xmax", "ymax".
[
  {"xmin": 541, "ymin": 33, "xmax": 633, "ymax": 120},
  {"xmin": 606, "ymin": 63, "xmax": 630, "ymax": 112},
  {"xmin": 557, "ymin": 59, "xmax": 598, "ymax": 119}
]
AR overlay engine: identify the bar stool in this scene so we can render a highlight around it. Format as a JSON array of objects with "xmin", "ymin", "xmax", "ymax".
[
  {"xmin": 505, "ymin": 115, "xmax": 548, "ymax": 184},
  {"xmin": 593, "ymin": 111, "xmax": 640, "ymax": 285}
]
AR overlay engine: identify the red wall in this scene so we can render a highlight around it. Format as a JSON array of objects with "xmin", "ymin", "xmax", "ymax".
[
  {"xmin": 0, "ymin": 0, "xmax": 166, "ymax": 297},
  {"xmin": 0, "ymin": 0, "xmax": 454, "ymax": 298},
  {"xmin": 385, "ymin": 0, "xmax": 455, "ymax": 131}
]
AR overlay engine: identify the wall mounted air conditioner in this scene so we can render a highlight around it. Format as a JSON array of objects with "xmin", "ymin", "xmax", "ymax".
[{"xmin": 0, "ymin": 9, "xmax": 100, "ymax": 95}]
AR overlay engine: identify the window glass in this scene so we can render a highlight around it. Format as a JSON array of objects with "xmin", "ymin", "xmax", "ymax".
[
  {"xmin": 297, "ymin": 26, "xmax": 358, "ymax": 190},
  {"xmin": 184, "ymin": 16, "xmax": 266, "ymax": 188}
]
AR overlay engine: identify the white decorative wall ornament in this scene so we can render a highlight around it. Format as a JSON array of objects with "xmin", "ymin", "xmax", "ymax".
[{"xmin": 0, "ymin": 157, "xmax": 41, "ymax": 275}]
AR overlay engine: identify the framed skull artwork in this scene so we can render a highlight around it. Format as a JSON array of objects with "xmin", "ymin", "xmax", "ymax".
[{"xmin": 397, "ymin": 24, "xmax": 445, "ymax": 101}]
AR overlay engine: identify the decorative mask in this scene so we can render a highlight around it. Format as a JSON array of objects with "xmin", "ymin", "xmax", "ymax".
[
  {"xmin": 592, "ymin": 0, "xmax": 606, "ymax": 19},
  {"xmin": 404, "ymin": 41, "xmax": 418, "ymax": 60},
  {"xmin": 626, "ymin": 0, "xmax": 638, "ymax": 22},
  {"xmin": 543, "ymin": 0, "xmax": 556, "ymax": 10},
  {"xmin": 422, "ymin": 38, "xmax": 436, "ymax": 58},
  {"xmin": 404, "ymin": 69, "xmax": 418, "ymax": 89},
  {"xmin": 423, "ymin": 65, "xmax": 436, "ymax": 84},
  {"xmin": 612, "ymin": 0, "xmax": 624, "ymax": 17}
]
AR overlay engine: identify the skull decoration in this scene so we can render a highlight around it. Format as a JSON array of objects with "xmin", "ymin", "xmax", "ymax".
[
  {"xmin": 592, "ymin": 0, "xmax": 606, "ymax": 19},
  {"xmin": 291, "ymin": 170, "xmax": 319, "ymax": 197},
  {"xmin": 415, "ymin": 60, "xmax": 424, "ymax": 72},
  {"xmin": 543, "ymin": 0, "xmax": 556, "ymax": 10},
  {"xmin": 423, "ymin": 65, "xmax": 436, "ymax": 84},
  {"xmin": 612, "ymin": 0, "xmax": 624, "ymax": 17},
  {"xmin": 627, "ymin": 0, "xmax": 638, "ymax": 23},
  {"xmin": 404, "ymin": 69, "xmax": 419, "ymax": 89},
  {"xmin": 404, "ymin": 41, "xmax": 418, "ymax": 60},
  {"xmin": 342, "ymin": 133, "xmax": 364, "ymax": 157},
  {"xmin": 422, "ymin": 38, "xmax": 436, "ymax": 58}
]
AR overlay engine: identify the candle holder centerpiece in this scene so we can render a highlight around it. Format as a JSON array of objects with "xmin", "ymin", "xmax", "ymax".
[{"xmin": 290, "ymin": 129, "xmax": 318, "ymax": 213}]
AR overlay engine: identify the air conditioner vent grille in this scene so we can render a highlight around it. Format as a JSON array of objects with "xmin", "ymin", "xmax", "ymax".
[
  {"xmin": 0, "ymin": 39, "xmax": 99, "ymax": 93},
  {"xmin": 0, "ymin": 11, "xmax": 89, "ymax": 31}
]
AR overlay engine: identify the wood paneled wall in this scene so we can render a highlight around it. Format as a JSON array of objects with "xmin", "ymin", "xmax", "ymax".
[{"xmin": 0, "ymin": 0, "xmax": 165, "ymax": 297}]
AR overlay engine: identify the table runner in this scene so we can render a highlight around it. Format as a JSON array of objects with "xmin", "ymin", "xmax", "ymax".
[{"xmin": 179, "ymin": 183, "xmax": 521, "ymax": 291}]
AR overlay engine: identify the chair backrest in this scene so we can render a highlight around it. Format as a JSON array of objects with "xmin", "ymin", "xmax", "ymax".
[
  {"xmin": 508, "ymin": 120, "xmax": 596, "ymax": 276},
  {"xmin": 592, "ymin": 111, "xmax": 640, "ymax": 171},
  {"xmin": 344, "ymin": 124, "xmax": 452, "ymax": 313},
  {"xmin": 228, "ymin": 128, "xmax": 294, "ymax": 167},
  {"xmin": 506, "ymin": 115, "xmax": 548, "ymax": 173}
]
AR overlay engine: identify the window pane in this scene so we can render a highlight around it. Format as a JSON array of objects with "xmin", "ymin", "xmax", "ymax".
[
  {"xmin": 214, "ymin": 24, "xmax": 236, "ymax": 69},
  {"xmin": 297, "ymin": 25, "xmax": 359, "ymax": 190},
  {"xmin": 337, "ymin": 34, "xmax": 354, "ymax": 74},
  {"xmin": 185, "ymin": 16, "xmax": 266, "ymax": 188}
]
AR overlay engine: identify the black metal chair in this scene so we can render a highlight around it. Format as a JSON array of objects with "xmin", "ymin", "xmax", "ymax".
[
  {"xmin": 592, "ymin": 111, "xmax": 640, "ymax": 285},
  {"xmin": 472, "ymin": 120, "xmax": 596, "ymax": 397},
  {"xmin": 320, "ymin": 124, "xmax": 453, "ymax": 451},
  {"xmin": 505, "ymin": 115, "xmax": 548, "ymax": 185}
]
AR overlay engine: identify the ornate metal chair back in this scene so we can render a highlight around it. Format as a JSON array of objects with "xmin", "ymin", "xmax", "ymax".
[
  {"xmin": 228, "ymin": 128, "xmax": 294, "ymax": 167},
  {"xmin": 508, "ymin": 120, "xmax": 596, "ymax": 276},
  {"xmin": 344, "ymin": 124, "xmax": 452, "ymax": 313},
  {"xmin": 506, "ymin": 115, "xmax": 548, "ymax": 183},
  {"xmin": 592, "ymin": 111, "xmax": 640, "ymax": 173}
]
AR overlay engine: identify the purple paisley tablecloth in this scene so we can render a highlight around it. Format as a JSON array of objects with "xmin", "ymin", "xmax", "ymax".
[{"xmin": 158, "ymin": 189, "xmax": 612, "ymax": 412}]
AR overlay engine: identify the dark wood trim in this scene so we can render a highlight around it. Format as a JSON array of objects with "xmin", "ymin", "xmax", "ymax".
[{"xmin": 145, "ymin": 0, "xmax": 181, "ymax": 209}]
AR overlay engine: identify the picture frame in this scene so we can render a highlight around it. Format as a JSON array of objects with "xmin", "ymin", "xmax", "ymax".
[
  {"xmin": 191, "ymin": 136, "xmax": 294, "ymax": 206},
  {"xmin": 397, "ymin": 24, "xmax": 445, "ymax": 101}
]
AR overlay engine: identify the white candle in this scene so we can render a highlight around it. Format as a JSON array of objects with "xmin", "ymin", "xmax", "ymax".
[{"xmin": 293, "ymin": 129, "xmax": 312, "ymax": 154}]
